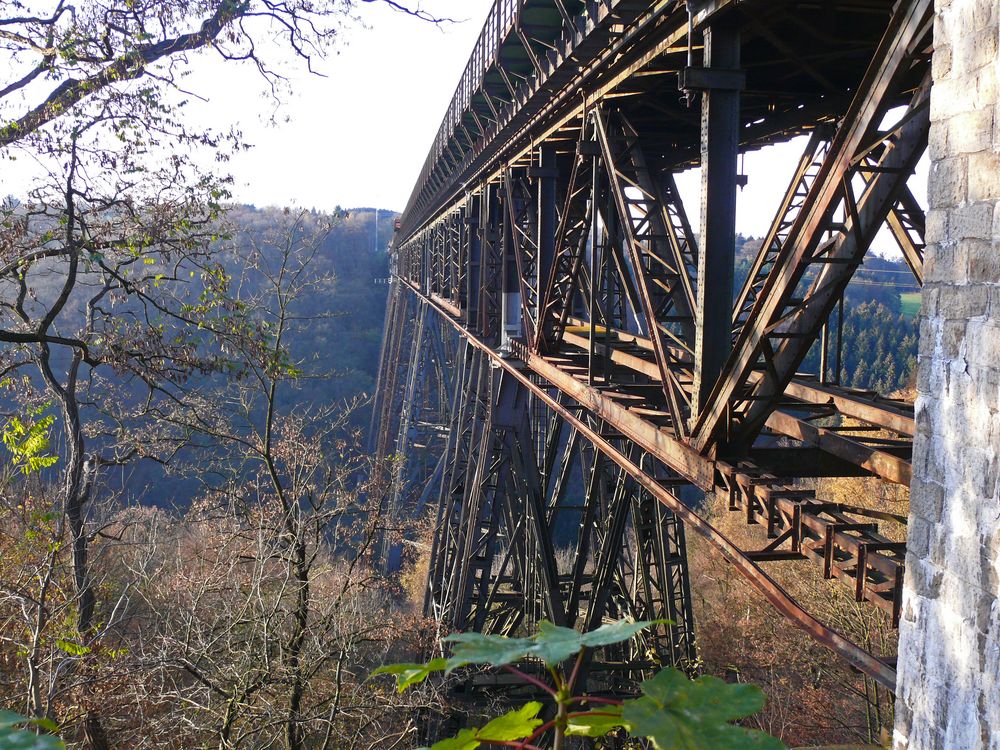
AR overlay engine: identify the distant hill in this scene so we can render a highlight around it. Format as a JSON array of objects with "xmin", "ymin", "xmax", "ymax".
[{"xmin": 100, "ymin": 205, "xmax": 395, "ymax": 508}]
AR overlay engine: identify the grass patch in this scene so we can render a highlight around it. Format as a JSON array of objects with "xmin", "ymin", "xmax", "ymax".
[{"xmin": 900, "ymin": 292, "xmax": 921, "ymax": 318}]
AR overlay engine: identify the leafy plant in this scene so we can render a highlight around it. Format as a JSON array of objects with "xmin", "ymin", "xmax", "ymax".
[
  {"xmin": 374, "ymin": 620, "xmax": 785, "ymax": 750},
  {"xmin": 1, "ymin": 405, "xmax": 58, "ymax": 476},
  {"xmin": 0, "ymin": 711, "xmax": 64, "ymax": 749}
]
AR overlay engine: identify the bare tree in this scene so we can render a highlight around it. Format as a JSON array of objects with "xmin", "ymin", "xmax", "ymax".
[
  {"xmin": 0, "ymin": 0, "xmax": 449, "ymax": 151},
  {"xmin": 1, "ymin": 1, "xmax": 443, "ymax": 742},
  {"xmin": 111, "ymin": 210, "xmax": 439, "ymax": 749}
]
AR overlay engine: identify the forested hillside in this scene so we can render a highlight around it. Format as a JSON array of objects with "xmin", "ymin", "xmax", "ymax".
[
  {"xmin": 1, "ymin": 203, "xmax": 431, "ymax": 748},
  {"xmin": 0, "ymin": 205, "xmax": 394, "ymax": 508},
  {"xmin": 230, "ymin": 206, "xmax": 394, "ymax": 410}
]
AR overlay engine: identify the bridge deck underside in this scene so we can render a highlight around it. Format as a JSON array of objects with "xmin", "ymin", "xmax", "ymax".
[{"xmin": 377, "ymin": 0, "xmax": 931, "ymax": 698}]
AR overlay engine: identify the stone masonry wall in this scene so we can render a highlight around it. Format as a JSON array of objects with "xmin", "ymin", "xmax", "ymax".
[{"xmin": 893, "ymin": 0, "xmax": 1000, "ymax": 747}]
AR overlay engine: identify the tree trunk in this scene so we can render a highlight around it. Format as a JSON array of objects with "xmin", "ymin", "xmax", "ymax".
[{"xmin": 284, "ymin": 537, "xmax": 310, "ymax": 750}]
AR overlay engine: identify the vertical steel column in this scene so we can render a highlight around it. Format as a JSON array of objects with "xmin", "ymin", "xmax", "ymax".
[
  {"xmin": 501, "ymin": 170, "xmax": 524, "ymax": 346},
  {"xmin": 467, "ymin": 194, "xmax": 482, "ymax": 330},
  {"xmin": 588, "ymin": 143, "xmax": 601, "ymax": 384},
  {"xmin": 480, "ymin": 182, "xmax": 503, "ymax": 345},
  {"xmin": 535, "ymin": 145, "xmax": 558, "ymax": 326},
  {"xmin": 691, "ymin": 21, "xmax": 742, "ymax": 421}
]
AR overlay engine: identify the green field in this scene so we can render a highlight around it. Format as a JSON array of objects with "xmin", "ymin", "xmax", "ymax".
[{"xmin": 901, "ymin": 292, "xmax": 922, "ymax": 318}]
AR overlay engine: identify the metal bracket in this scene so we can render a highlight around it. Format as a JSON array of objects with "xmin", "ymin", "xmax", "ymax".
[
  {"xmin": 679, "ymin": 66, "xmax": 746, "ymax": 91},
  {"xmin": 527, "ymin": 166, "xmax": 559, "ymax": 179}
]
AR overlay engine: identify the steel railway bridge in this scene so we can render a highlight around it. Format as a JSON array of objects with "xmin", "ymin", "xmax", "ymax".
[{"xmin": 371, "ymin": 0, "xmax": 931, "ymax": 698}]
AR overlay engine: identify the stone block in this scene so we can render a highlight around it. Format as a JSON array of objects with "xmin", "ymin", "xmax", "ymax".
[
  {"xmin": 966, "ymin": 239, "xmax": 1000, "ymax": 280},
  {"xmin": 948, "ymin": 108, "xmax": 994, "ymax": 155},
  {"xmin": 917, "ymin": 351, "xmax": 935, "ymax": 392},
  {"xmin": 923, "ymin": 286, "xmax": 942, "ymax": 317},
  {"xmin": 954, "ymin": 25, "xmax": 999, "ymax": 76},
  {"xmin": 908, "ymin": 514, "xmax": 935, "ymax": 556},
  {"xmin": 948, "ymin": 0, "xmax": 998, "ymax": 38},
  {"xmin": 926, "ymin": 208, "xmax": 950, "ymax": 244},
  {"xmin": 977, "ymin": 548, "xmax": 999, "ymax": 604},
  {"xmin": 966, "ymin": 318, "xmax": 1000, "ymax": 366},
  {"xmin": 934, "ymin": 42, "xmax": 954, "ymax": 80},
  {"xmin": 931, "ymin": 78, "xmax": 970, "ymax": 120},
  {"xmin": 911, "ymin": 556, "xmax": 946, "ymax": 598},
  {"xmin": 954, "ymin": 203, "xmax": 994, "ymax": 240},
  {"xmin": 930, "ymin": 117, "xmax": 950, "ymax": 162},
  {"xmin": 975, "ymin": 365, "xmax": 1000, "ymax": 412},
  {"xmin": 914, "ymin": 475, "xmax": 946, "ymax": 522},
  {"xmin": 936, "ymin": 283, "xmax": 990, "ymax": 318},
  {"xmin": 939, "ymin": 318, "xmax": 969, "ymax": 358},
  {"xmin": 976, "ymin": 63, "xmax": 998, "ymax": 118},
  {"xmin": 928, "ymin": 155, "xmax": 969, "ymax": 208},
  {"xmin": 922, "ymin": 242, "xmax": 944, "ymax": 282},
  {"xmin": 995, "ymin": 101, "xmax": 1000, "ymax": 150},
  {"xmin": 918, "ymin": 316, "xmax": 942, "ymax": 355},
  {"xmin": 968, "ymin": 151, "xmax": 1000, "ymax": 201}
]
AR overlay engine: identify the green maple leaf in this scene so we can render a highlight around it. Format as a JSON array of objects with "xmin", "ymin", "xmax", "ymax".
[
  {"xmin": 580, "ymin": 619, "xmax": 669, "ymax": 651},
  {"xmin": 524, "ymin": 621, "xmax": 586, "ymax": 664},
  {"xmin": 530, "ymin": 619, "xmax": 670, "ymax": 665},
  {"xmin": 446, "ymin": 619, "xmax": 667, "ymax": 669},
  {"xmin": 423, "ymin": 728, "xmax": 479, "ymax": 750},
  {"xmin": 443, "ymin": 632, "xmax": 534, "ymax": 669},
  {"xmin": 421, "ymin": 703, "xmax": 544, "ymax": 750},
  {"xmin": 376, "ymin": 619, "xmax": 668, "ymax": 692},
  {"xmin": 0, "ymin": 711, "xmax": 63, "ymax": 750},
  {"xmin": 566, "ymin": 706, "xmax": 627, "ymax": 737},
  {"xmin": 621, "ymin": 669, "xmax": 785, "ymax": 750},
  {"xmin": 478, "ymin": 702, "xmax": 544, "ymax": 741}
]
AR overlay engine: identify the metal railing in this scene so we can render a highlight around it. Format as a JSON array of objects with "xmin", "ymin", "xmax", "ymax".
[
  {"xmin": 409, "ymin": 0, "xmax": 568, "ymax": 230},
  {"xmin": 432, "ymin": 0, "xmax": 519, "ymax": 164}
]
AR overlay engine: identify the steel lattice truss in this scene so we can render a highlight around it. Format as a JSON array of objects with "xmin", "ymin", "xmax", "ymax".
[{"xmin": 372, "ymin": 0, "xmax": 932, "ymax": 694}]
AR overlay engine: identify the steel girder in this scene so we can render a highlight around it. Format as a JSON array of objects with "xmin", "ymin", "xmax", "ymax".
[
  {"xmin": 691, "ymin": 0, "xmax": 933, "ymax": 453},
  {"xmin": 379, "ymin": 0, "xmax": 932, "ymax": 695}
]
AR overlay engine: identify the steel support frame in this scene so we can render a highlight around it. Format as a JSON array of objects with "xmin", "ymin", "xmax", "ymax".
[
  {"xmin": 691, "ymin": 17, "xmax": 742, "ymax": 421},
  {"xmin": 421, "ymin": 311, "xmax": 698, "ymax": 682},
  {"xmin": 691, "ymin": 0, "xmax": 933, "ymax": 453},
  {"xmin": 405, "ymin": 281, "xmax": 897, "ymax": 690},
  {"xmin": 378, "ymin": 0, "xmax": 934, "ymax": 700}
]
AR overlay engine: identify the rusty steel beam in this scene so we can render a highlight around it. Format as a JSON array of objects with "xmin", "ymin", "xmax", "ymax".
[
  {"xmin": 721, "ymin": 464, "xmax": 906, "ymax": 627},
  {"xmin": 780, "ymin": 379, "xmax": 915, "ymax": 437},
  {"xmin": 764, "ymin": 409, "xmax": 912, "ymax": 486},
  {"xmin": 518, "ymin": 341, "xmax": 715, "ymax": 489},
  {"xmin": 596, "ymin": 107, "xmax": 692, "ymax": 437}
]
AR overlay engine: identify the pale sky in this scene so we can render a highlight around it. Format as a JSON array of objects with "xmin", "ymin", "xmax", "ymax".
[
  {"xmin": 186, "ymin": 0, "xmax": 922, "ymax": 247},
  {"xmin": 183, "ymin": 0, "xmax": 496, "ymax": 214}
]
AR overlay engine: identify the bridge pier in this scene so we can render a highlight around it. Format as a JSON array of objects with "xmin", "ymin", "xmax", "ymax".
[{"xmin": 894, "ymin": 0, "xmax": 1000, "ymax": 746}]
